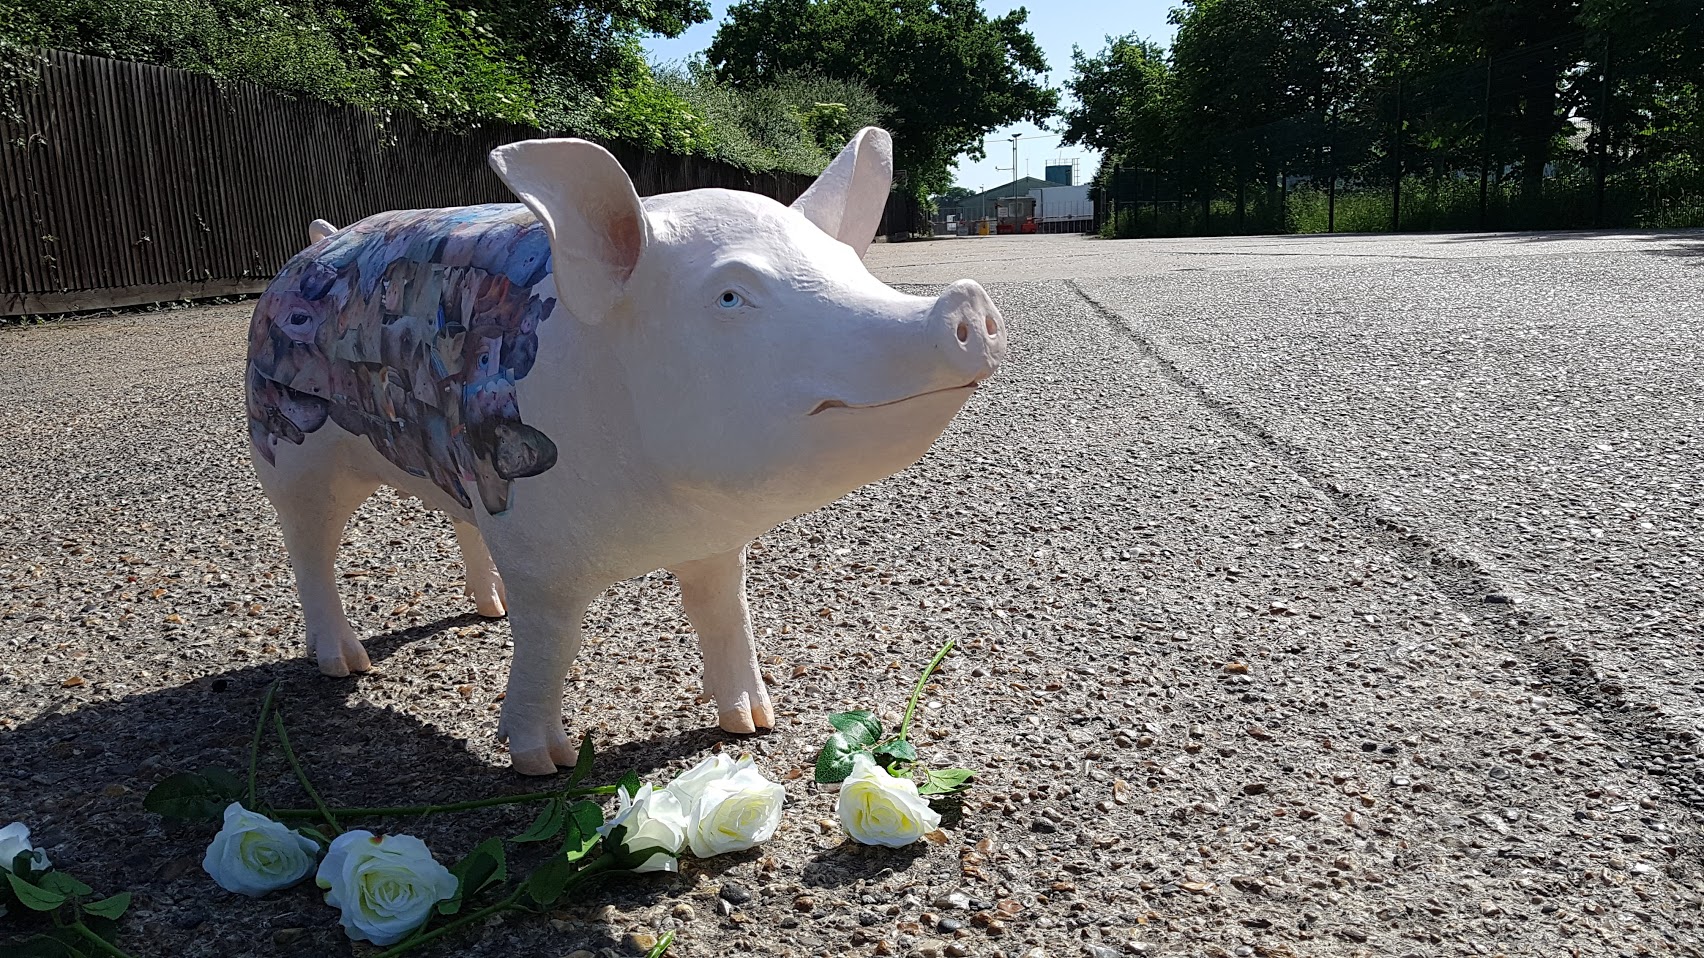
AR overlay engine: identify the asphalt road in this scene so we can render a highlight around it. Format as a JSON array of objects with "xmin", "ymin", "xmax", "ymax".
[
  {"xmin": 2, "ymin": 229, "xmax": 1701, "ymax": 957},
  {"xmin": 880, "ymin": 230, "xmax": 1704, "ymax": 767}
]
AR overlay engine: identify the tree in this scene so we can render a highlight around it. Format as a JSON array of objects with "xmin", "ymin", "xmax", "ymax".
[
  {"xmin": 1167, "ymin": 0, "xmax": 1370, "ymax": 210},
  {"xmin": 705, "ymin": 0, "xmax": 1058, "ymax": 198},
  {"xmin": 1427, "ymin": 0, "xmax": 1584, "ymax": 196},
  {"xmin": 1581, "ymin": 0, "xmax": 1704, "ymax": 203},
  {"xmin": 1059, "ymin": 35, "xmax": 1173, "ymax": 172},
  {"xmin": 460, "ymin": 0, "xmax": 708, "ymax": 91}
]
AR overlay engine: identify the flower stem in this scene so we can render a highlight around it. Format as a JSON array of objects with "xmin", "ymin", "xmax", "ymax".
[
  {"xmin": 369, "ymin": 889, "xmax": 525, "ymax": 958},
  {"xmin": 897, "ymin": 638, "xmax": 956, "ymax": 743},
  {"xmin": 269, "ymin": 785, "xmax": 617, "ymax": 821},
  {"xmin": 370, "ymin": 855, "xmax": 620, "ymax": 957},
  {"xmin": 68, "ymin": 920, "xmax": 136, "ymax": 958},
  {"xmin": 247, "ymin": 681, "xmax": 280, "ymax": 807},
  {"xmin": 272, "ymin": 711, "xmax": 341, "ymax": 836}
]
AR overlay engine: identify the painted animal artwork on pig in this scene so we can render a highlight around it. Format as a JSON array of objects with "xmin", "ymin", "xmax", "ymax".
[
  {"xmin": 246, "ymin": 129, "xmax": 1007, "ymax": 774},
  {"xmin": 248, "ymin": 205, "xmax": 558, "ymax": 516}
]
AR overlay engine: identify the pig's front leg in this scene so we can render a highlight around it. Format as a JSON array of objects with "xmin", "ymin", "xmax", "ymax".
[
  {"xmin": 496, "ymin": 585, "xmax": 586, "ymax": 775},
  {"xmin": 670, "ymin": 546, "xmax": 774, "ymax": 734},
  {"xmin": 453, "ymin": 520, "xmax": 507, "ymax": 618}
]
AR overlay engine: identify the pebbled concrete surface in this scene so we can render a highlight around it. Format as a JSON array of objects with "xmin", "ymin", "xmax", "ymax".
[{"xmin": 2, "ymin": 231, "xmax": 1702, "ymax": 957}]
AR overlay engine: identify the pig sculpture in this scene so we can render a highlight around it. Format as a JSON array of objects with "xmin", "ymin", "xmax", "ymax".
[{"xmin": 245, "ymin": 129, "xmax": 1006, "ymax": 774}]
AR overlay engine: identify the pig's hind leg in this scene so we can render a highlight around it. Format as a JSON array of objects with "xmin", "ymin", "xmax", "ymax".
[
  {"xmin": 670, "ymin": 546, "xmax": 775, "ymax": 734},
  {"xmin": 453, "ymin": 520, "xmax": 507, "ymax": 617},
  {"xmin": 256, "ymin": 454, "xmax": 380, "ymax": 677}
]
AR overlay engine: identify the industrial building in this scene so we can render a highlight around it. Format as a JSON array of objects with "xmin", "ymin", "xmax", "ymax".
[{"xmin": 934, "ymin": 164, "xmax": 1095, "ymax": 236}]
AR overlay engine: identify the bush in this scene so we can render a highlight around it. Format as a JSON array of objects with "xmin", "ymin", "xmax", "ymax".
[
  {"xmin": 655, "ymin": 65, "xmax": 887, "ymax": 174},
  {"xmin": 0, "ymin": 0, "xmax": 891, "ymax": 172},
  {"xmin": 0, "ymin": 0, "xmax": 536, "ymax": 127}
]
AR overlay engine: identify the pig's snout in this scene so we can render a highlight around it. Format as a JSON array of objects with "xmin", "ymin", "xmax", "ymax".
[{"xmin": 931, "ymin": 280, "xmax": 1005, "ymax": 382}]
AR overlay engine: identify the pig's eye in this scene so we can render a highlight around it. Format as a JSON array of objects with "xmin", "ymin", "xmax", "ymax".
[{"xmin": 716, "ymin": 290, "xmax": 746, "ymax": 309}]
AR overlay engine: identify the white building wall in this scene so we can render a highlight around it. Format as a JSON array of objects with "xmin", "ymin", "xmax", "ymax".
[{"xmin": 1028, "ymin": 185, "xmax": 1093, "ymax": 222}]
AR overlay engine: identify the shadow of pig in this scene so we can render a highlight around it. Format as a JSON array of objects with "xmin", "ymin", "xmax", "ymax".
[{"xmin": 0, "ymin": 613, "xmax": 724, "ymax": 958}]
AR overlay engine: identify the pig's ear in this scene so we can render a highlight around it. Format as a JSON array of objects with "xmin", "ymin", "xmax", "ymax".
[
  {"xmin": 489, "ymin": 138, "xmax": 647, "ymax": 324},
  {"xmin": 791, "ymin": 127, "xmax": 893, "ymax": 258}
]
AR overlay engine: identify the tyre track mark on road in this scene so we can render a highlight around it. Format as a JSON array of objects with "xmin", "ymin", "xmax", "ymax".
[{"xmin": 1066, "ymin": 278, "xmax": 1704, "ymax": 811}]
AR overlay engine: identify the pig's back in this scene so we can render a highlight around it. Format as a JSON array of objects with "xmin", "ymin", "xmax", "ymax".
[{"xmin": 245, "ymin": 204, "xmax": 562, "ymax": 516}]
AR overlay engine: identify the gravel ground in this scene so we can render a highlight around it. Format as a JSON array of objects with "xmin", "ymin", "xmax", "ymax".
[{"xmin": 4, "ymin": 231, "xmax": 1703, "ymax": 957}]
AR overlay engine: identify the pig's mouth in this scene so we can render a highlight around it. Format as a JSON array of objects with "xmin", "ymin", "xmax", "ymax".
[{"xmin": 808, "ymin": 383, "xmax": 977, "ymax": 416}]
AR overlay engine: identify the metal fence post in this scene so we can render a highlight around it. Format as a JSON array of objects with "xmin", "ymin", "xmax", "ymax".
[
  {"xmin": 1392, "ymin": 77, "xmax": 1404, "ymax": 232},
  {"xmin": 1479, "ymin": 56, "xmax": 1492, "ymax": 230},
  {"xmin": 1326, "ymin": 116, "xmax": 1337, "ymax": 233},
  {"xmin": 1595, "ymin": 34, "xmax": 1613, "ymax": 227}
]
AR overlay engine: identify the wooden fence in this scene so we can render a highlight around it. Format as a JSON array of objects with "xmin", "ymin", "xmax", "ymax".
[{"xmin": 0, "ymin": 50, "xmax": 823, "ymax": 316}]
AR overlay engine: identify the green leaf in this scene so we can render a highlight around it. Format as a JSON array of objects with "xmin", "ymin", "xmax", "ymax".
[
  {"xmin": 813, "ymin": 731, "xmax": 869, "ymax": 784},
  {"xmin": 7, "ymin": 872, "xmax": 67, "ymax": 912},
  {"xmin": 565, "ymin": 733, "xmax": 596, "ymax": 787},
  {"xmin": 826, "ymin": 710, "xmax": 882, "ymax": 747},
  {"xmin": 616, "ymin": 770, "xmax": 643, "ymax": 798},
  {"xmin": 522, "ymin": 855, "xmax": 577, "ymax": 906},
  {"xmin": 82, "ymin": 891, "xmax": 132, "ymax": 920},
  {"xmin": 511, "ymin": 797, "xmax": 566, "ymax": 844},
  {"xmin": 199, "ymin": 767, "xmax": 244, "ymax": 800},
  {"xmin": 439, "ymin": 838, "xmax": 507, "ymax": 916},
  {"xmin": 561, "ymin": 800, "xmax": 604, "ymax": 861},
  {"xmin": 871, "ymin": 739, "xmax": 918, "ymax": 765},
  {"xmin": 919, "ymin": 768, "xmax": 975, "ymax": 796},
  {"xmin": 142, "ymin": 771, "xmax": 240, "ymax": 822},
  {"xmin": 296, "ymin": 826, "xmax": 331, "ymax": 847},
  {"xmin": 38, "ymin": 871, "xmax": 93, "ymax": 897}
]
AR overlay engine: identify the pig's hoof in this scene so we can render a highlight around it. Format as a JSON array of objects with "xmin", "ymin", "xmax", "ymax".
[
  {"xmin": 469, "ymin": 590, "xmax": 506, "ymax": 618},
  {"xmin": 504, "ymin": 724, "xmax": 577, "ymax": 776},
  {"xmin": 310, "ymin": 630, "xmax": 370, "ymax": 677},
  {"xmin": 465, "ymin": 574, "xmax": 507, "ymax": 618},
  {"xmin": 717, "ymin": 689, "xmax": 775, "ymax": 734}
]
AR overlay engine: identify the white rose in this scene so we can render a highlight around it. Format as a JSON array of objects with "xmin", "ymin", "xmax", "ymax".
[
  {"xmin": 598, "ymin": 784, "xmax": 687, "ymax": 873},
  {"xmin": 202, "ymin": 804, "xmax": 319, "ymax": 896},
  {"xmin": 0, "ymin": 822, "xmax": 50, "ymax": 873},
  {"xmin": 316, "ymin": 830, "xmax": 458, "ymax": 946},
  {"xmin": 666, "ymin": 754, "xmax": 786, "ymax": 858},
  {"xmin": 663, "ymin": 753, "xmax": 738, "ymax": 809},
  {"xmin": 836, "ymin": 753, "xmax": 941, "ymax": 847}
]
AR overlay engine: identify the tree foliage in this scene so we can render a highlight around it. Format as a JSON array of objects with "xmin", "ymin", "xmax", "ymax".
[
  {"xmin": 1069, "ymin": 0, "xmax": 1704, "ymax": 228},
  {"xmin": 0, "ymin": 0, "xmax": 893, "ymax": 175},
  {"xmin": 0, "ymin": 0, "xmax": 680, "ymax": 128},
  {"xmin": 705, "ymin": 0, "xmax": 1058, "ymax": 197},
  {"xmin": 1060, "ymin": 36, "xmax": 1172, "ymax": 165}
]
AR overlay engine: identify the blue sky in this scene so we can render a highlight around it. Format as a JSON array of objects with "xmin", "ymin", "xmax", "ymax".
[{"xmin": 641, "ymin": 0, "xmax": 1178, "ymax": 194}]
